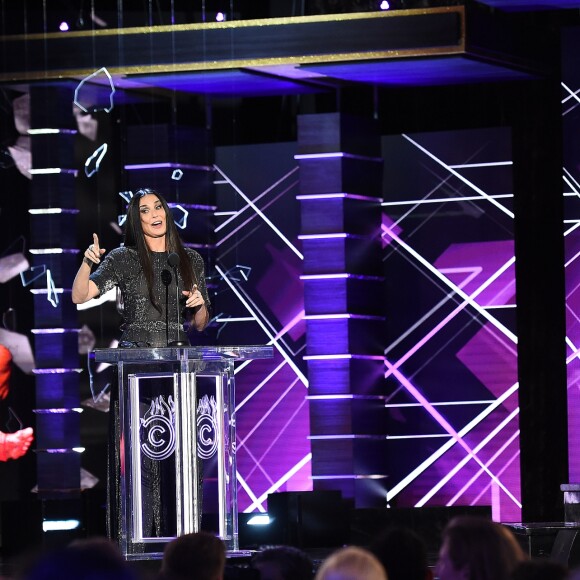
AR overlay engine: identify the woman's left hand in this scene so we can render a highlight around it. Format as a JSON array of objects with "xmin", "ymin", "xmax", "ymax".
[{"xmin": 183, "ymin": 285, "xmax": 205, "ymax": 309}]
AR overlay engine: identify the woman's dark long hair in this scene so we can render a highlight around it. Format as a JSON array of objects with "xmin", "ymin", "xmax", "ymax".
[{"xmin": 124, "ymin": 188, "xmax": 197, "ymax": 312}]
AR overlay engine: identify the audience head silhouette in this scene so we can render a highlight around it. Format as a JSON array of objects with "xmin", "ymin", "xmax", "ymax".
[
  {"xmin": 436, "ymin": 516, "xmax": 526, "ymax": 580},
  {"xmin": 370, "ymin": 526, "xmax": 432, "ymax": 580},
  {"xmin": 160, "ymin": 531, "xmax": 226, "ymax": 580},
  {"xmin": 251, "ymin": 545, "xmax": 314, "ymax": 580},
  {"xmin": 314, "ymin": 546, "xmax": 387, "ymax": 580},
  {"xmin": 20, "ymin": 536, "xmax": 136, "ymax": 580}
]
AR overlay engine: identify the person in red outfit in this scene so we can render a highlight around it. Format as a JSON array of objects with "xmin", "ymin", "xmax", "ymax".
[
  {"xmin": 0, "ymin": 344, "xmax": 12, "ymax": 400},
  {"xmin": 0, "ymin": 344, "xmax": 33, "ymax": 460}
]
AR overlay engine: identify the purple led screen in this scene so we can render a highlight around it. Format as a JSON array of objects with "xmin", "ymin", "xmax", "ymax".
[
  {"xmin": 213, "ymin": 143, "xmax": 312, "ymax": 513},
  {"xmin": 381, "ymin": 129, "xmax": 521, "ymax": 522},
  {"xmin": 562, "ymin": 28, "xmax": 580, "ymax": 482},
  {"xmin": 213, "ymin": 130, "xmax": 520, "ymax": 517}
]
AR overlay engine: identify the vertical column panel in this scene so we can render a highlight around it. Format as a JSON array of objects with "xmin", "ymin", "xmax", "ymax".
[
  {"xmin": 298, "ymin": 113, "xmax": 387, "ymax": 507},
  {"xmin": 29, "ymin": 84, "xmax": 81, "ymax": 498}
]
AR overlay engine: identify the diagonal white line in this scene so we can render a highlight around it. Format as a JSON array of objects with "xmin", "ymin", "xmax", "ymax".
[
  {"xmin": 215, "ymin": 166, "xmax": 299, "ymax": 232},
  {"xmin": 471, "ymin": 448, "xmax": 520, "ymax": 507},
  {"xmin": 242, "ymin": 395, "xmax": 308, "ymax": 488},
  {"xmin": 565, "ymin": 246, "xmax": 580, "ymax": 269},
  {"xmin": 244, "ymin": 453, "xmax": 312, "ymax": 513},
  {"xmin": 562, "ymin": 82, "xmax": 580, "ymax": 105},
  {"xmin": 386, "ymin": 382, "xmax": 519, "ymax": 502},
  {"xmin": 386, "ymin": 361, "xmax": 521, "ymax": 507},
  {"xmin": 237, "ymin": 433, "xmax": 277, "ymax": 488},
  {"xmin": 216, "ymin": 264, "xmax": 308, "ymax": 386},
  {"xmin": 447, "ymin": 428, "xmax": 520, "ymax": 507},
  {"xmin": 236, "ymin": 360, "xmax": 288, "ymax": 412},
  {"xmin": 390, "ymin": 171, "xmax": 457, "ymax": 229},
  {"xmin": 564, "ymin": 166, "xmax": 580, "ymax": 193},
  {"xmin": 213, "ymin": 165, "xmax": 303, "ymax": 259},
  {"xmin": 238, "ymin": 377, "xmax": 301, "ymax": 448},
  {"xmin": 564, "ymin": 220, "xmax": 580, "ymax": 238},
  {"xmin": 388, "ymin": 144, "xmax": 496, "ymax": 230},
  {"xmin": 383, "ymin": 226, "xmax": 516, "ymax": 347},
  {"xmin": 565, "ymin": 334, "xmax": 580, "ymax": 365},
  {"xmin": 383, "ymin": 227, "xmax": 517, "ymax": 381},
  {"xmin": 563, "ymin": 175, "xmax": 580, "ymax": 200},
  {"xmin": 402, "ymin": 134, "xmax": 514, "ymax": 219},
  {"xmin": 236, "ymin": 471, "xmax": 266, "ymax": 513},
  {"xmin": 449, "ymin": 161, "xmax": 513, "ymax": 169},
  {"xmin": 220, "ymin": 288, "xmax": 304, "ymax": 360},
  {"xmin": 415, "ymin": 408, "xmax": 519, "ymax": 507},
  {"xmin": 385, "ymin": 267, "xmax": 480, "ymax": 355},
  {"xmin": 221, "ymin": 276, "xmax": 281, "ymax": 340},
  {"xmin": 216, "ymin": 180, "xmax": 298, "ymax": 251},
  {"xmin": 563, "ymin": 171, "xmax": 580, "ymax": 238},
  {"xmin": 271, "ymin": 309, "xmax": 307, "ymax": 361}
]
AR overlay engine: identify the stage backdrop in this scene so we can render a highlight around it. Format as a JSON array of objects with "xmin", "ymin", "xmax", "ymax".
[
  {"xmin": 209, "ymin": 128, "xmax": 520, "ymax": 520},
  {"xmin": 71, "ymin": 125, "xmax": 520, "ymax": 519}
]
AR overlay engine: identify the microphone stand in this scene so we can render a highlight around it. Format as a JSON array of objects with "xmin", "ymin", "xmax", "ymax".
[
  {"xmin": 167, "ymin": 252, "xmax": 189, "ymax": 347},
  {"xmin": 161, "ymin": 269, "xmax": 172, "ymax": 347}
]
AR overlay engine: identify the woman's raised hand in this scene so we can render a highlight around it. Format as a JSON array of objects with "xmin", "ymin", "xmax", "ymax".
[{"xmin": 84, "ymin": 233, "xmax": 106, "ymax": 266}]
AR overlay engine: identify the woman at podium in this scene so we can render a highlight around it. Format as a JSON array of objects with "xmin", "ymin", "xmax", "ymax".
[
  {"xmin": 72, "ymin": 187, "xmax": 211, "ymax": 346},
  {"xmin": 71, "ymin": 187, "xmax": 211, "ymax": 545}
]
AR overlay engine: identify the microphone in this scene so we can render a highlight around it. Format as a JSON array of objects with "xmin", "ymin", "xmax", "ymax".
[
  {"xmin": 161, "ymin": 269, "xmax": 172, "ymax": 347},
  {"xmin": 167, "ymin": 252, "xmax": 180, "ymax": 270},
  {"xmin": 167, "ymin": 252, "xmax": 188, "ymax": 347}
]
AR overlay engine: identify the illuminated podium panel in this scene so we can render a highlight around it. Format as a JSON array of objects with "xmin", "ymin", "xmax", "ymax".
[{"xmin": 93, "ymin": 345, "xmax": 273, "ymax": 560}]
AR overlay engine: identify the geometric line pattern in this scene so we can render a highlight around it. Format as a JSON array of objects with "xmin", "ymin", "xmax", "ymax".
[
  {"xmin": 213, "ymin": 144, "xmax": 311, "ymax": 512},
  {"xmin": 381, "ymin": 129, "xmax": 521, "ymax": 522}
]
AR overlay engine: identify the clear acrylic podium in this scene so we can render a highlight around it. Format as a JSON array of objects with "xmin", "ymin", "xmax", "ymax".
[{"xmin": 93, "ymin": 345, "xmax": 273, "ymax": 560}]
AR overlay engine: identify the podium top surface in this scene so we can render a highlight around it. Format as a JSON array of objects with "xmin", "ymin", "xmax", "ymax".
[
  {"xmin": 92, "ymin": 345, "xmax": 274, "ymax": 363},
  {"xmin": 561, "ymin": 484, "xmax": 580, "ymax": 492}
]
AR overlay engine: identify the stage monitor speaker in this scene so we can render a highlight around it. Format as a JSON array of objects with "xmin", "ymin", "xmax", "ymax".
[
  {"xmin": 350, "ymin": 505, "xmax": 492, "ymax": 554},
  {"xmin": 1, "ymin": 499, "xmax": 44, "ymax": 559},
  {"xmin": 238, "ymin": 512, "xmax": 278, "ymax": 550},
  {"xmin": 267, "ymin": 490, "xmax": 350, "ymax": 549},
  {"xmin": 1, "ymin": 491, "xmax": 106, "ymax": 560}
]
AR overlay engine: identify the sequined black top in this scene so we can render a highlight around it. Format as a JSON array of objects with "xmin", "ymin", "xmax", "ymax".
[{"xmin": 90, "ymin": 246, "xmax": 210, "ymax": 347}]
